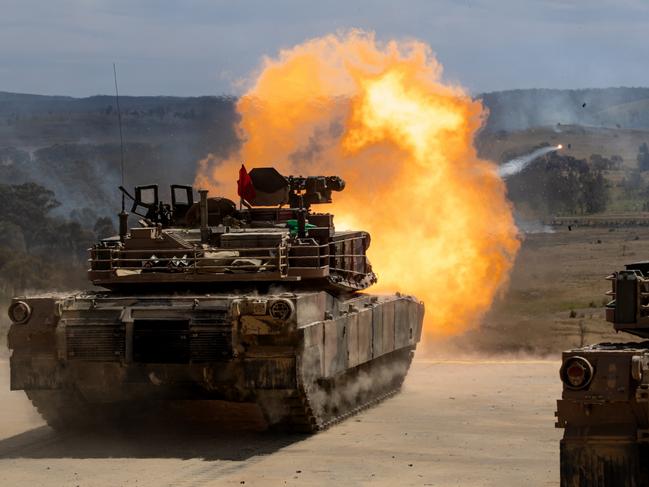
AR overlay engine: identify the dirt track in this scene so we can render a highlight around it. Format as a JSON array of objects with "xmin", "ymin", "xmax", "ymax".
[{"xmin": 0, "ymin": 358, "xmax": 561, "ymax": 486}]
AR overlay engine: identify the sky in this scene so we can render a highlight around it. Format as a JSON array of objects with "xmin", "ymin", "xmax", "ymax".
[{"xmin": 1, "ymin": 0, "xmax": 649, "ymax": 97}]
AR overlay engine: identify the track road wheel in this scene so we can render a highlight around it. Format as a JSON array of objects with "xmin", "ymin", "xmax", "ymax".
[
  {"xmin": 26, "ymin": 390, "xmax": 134, "ymax": 432},
  {"xmin": 27, "ymin": 390, "xmax": 96, "ymax": 431}
]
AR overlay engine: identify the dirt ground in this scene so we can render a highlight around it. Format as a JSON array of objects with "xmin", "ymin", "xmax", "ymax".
[{"xmin": 0, "ymin": 358, "xmax": 561, "ymax": 487}]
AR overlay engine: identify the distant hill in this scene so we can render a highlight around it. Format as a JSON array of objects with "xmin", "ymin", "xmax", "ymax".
[
  {"xmin": 0, "ymin": 91, "xmax": 238, "ymax": 148},
  {"xmin": 2, "ymin": 87, "xmax": 649, "ymax": 220},
  {"xmin": 4, "ymin": 87, "xmax": 649, "ymax": 141},
  {"xmin": 479, "ymin": 87, "xmax": 649, "ymax": 132}
]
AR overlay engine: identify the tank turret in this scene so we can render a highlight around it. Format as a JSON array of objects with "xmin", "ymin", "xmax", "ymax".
[{"xmin": 91, "ymin": 167, "xmax": 375, "ymax": 292}]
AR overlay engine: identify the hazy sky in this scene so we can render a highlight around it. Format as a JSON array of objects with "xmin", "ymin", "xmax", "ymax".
[{"xmin": 1, "ymin": 0, "xmax": 648, "ymax": 97}]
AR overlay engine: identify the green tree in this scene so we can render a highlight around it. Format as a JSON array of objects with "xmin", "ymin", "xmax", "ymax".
[
  {"xmin": 0, "ymin": 183, "xmax": 60, "ymax": 246},
  {"xmin": 581, "ymin": 171, "xmax": 608, "ymax": 214}
]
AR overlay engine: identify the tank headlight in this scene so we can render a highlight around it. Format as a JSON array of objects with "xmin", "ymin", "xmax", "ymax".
[
  {"xmin": 560, "ymin": 356, "xmax": 594, "ymax": 390},
  {"xmin": 269, "ymin": 299, "xmax": 294, "ymax": 321},
  {"xmin": 8, "ymin": 301, "xmax": 32, "ymax": 324}
]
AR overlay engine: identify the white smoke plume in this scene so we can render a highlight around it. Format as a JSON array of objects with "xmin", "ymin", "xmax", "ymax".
[{"xmin": 498, "ymin": 145, "xmax": 562, "ymax": 179}]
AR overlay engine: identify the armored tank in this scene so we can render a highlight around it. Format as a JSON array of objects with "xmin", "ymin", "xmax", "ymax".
[
  {"xmin": 556, "ymin": 261, "xmax": 649, "ymax": 485},
  {"xmin": 7, "ymin": 167, "xmax": 423, "ymax": 432}
]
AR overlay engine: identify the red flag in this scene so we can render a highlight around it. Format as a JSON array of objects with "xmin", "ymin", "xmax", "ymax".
[{"xmin": 237, "ymin": 164, "xmax": 256, "ymax": 202}]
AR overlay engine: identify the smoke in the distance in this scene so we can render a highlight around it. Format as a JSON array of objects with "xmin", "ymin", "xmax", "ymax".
[{"xmin": 498, "ymin": 145, "xmax": 562, "ymax": 179}]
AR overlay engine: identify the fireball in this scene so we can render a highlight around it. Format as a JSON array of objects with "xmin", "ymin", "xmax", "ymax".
[{"xmin": 197, "ymin": 31, "xmax": 520, "ymax": 338}]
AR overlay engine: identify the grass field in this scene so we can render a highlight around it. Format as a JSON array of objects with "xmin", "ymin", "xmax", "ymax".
[{"xmin": 445, "ymin": 224, "xmax": 647, "ymax": 355}]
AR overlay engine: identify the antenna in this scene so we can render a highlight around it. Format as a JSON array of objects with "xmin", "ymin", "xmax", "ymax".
[
  {"xmin": 113, "ymin": 63, "xmax": 126, "ymax": 212},
  {"xmin": 113, "ymin": 63, "xmax": 129, "ymax": 241}
]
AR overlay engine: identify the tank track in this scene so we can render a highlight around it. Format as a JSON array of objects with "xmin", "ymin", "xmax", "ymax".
[
  {"xmin": 26, "ymin": 390, "xmax": 152, "ymax": 432},
  {"xmin": 26, "ymin": 349, "xmax": 414, "ymax": 434},
  {"xmin": 26, "ymin": 390, "xmax": 113, "ymax": 431},
  {"xmin": 326, "ymin": 271, "xmax": 378, "ymax": 293},
  {"xmin": 263, "ymin": 348, "xmax": 414, "ymax": 433}
]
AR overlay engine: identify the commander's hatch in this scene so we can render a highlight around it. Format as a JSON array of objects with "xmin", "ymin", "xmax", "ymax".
[
  {"xmin": 171, "ymin": 184, "xmax": 194, "ymax": 221},
  {"xmin": 132, "ymin": 184, "xmax": 159, "ymax": 220},
  {"xmin": 120, "ymin": 184, "xmax": 195, "ymax": 226}
]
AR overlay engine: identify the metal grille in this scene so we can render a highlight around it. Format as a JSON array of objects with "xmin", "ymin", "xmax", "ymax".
[
  {"xmin": 190, "ymin": 328, "xmax": 232, "ymax": 361},
  {"xmin": 64, "ymin": 309, "xmax": 232, "ymax": 364},
  {"xmin": 66, "ymin": 324, "xmax": 125, "ymax": 361},
  {"xmin": 133, "ymin": 317, "xmax": 232, "ymax": 364},
  {"xmin": 133, "ymin": 320, "xmax": 190, "ymax": 364},
  {"xmin": 190, "ymin": 310, "xmax": 232, "ymax": 362}
]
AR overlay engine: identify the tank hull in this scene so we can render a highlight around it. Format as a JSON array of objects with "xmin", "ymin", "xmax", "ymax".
[
  {"xmin": 8, "ymin": 290, "xmax": 423, "ymax": 432},
  {"xmin": 556, "ymin": 344, "xmax": 649, "ymax": 486}
]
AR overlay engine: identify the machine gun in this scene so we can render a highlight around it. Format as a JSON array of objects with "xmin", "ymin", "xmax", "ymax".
[
  {"xmin": 287, "ymin": 175, "xmax": 345, "ymax": 209},
  {"xmin": 247, "ymin": 167, "xmax": 345, "ymax": 210}
]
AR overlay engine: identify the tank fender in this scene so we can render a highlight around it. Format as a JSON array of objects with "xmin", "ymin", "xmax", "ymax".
[
  {"xmin": 295, "ymin": 293, "xmax": 326, "ymax": 325},
  {"xmin": 298, "ymin": 322, "xmax": 325, "ymax": 385},
  {"xmin": 318, "ymin": 295, "xmax": 423, "ymax": 379}
]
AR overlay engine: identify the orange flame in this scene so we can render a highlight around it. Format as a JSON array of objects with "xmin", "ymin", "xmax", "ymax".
[{"xmin": 196, "ymin": 31, "xmax": 520, "ymax": 338}]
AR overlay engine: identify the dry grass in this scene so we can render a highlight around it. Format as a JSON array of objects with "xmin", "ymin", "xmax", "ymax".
[{"xmin": 446, "ymin": 225, "xmax": 648, "ymax": 355}]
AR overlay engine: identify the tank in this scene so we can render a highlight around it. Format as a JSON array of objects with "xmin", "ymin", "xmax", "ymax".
[
  {"xmin": 6, "ymin": 167, "xmax": 424, "ymax": 432},
  {"xmin": 556, "ymin": 261, "xmax": 649, "ymax": 485}
]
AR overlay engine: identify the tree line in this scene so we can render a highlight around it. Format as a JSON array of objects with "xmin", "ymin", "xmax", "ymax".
[
  {"xmin": 505, "ymin": 152, "xmax": 609, "ymax": 216},
  {"xmin": 0, "ymin": 183, "xmax": 115, "ymax": 298}
]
